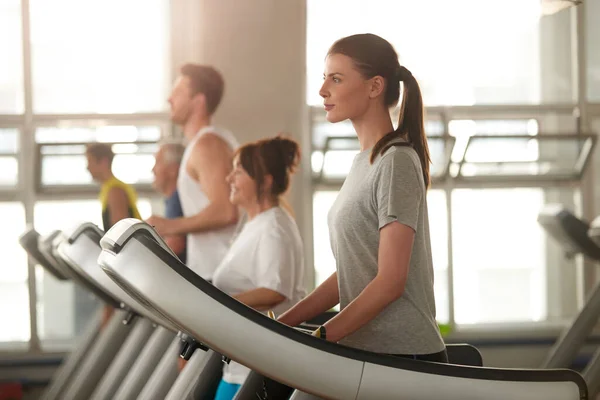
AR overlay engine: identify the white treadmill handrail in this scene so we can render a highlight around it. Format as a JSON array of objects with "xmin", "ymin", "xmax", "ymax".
[
  {"xmin": 19, "ymin": 227, "xmax": 69, "ymax": 281},
  {"xmin": 38, "ymin": 230, "xmax": 69, "ymax": 276},
  {"xmin": 50, "ymin": 229, "xmax": 122, "ymax": 308},
  {"xmin": 58, "ymin": 221, "xmax": 179, "ymax": 332},
  {"xmin": 100, "ymin": 218, "xmax": 178, "ymax": 259},
  {"xmin": 98, "ymin": 221, "xmax": 588, "ymax": 400},
  {"xmin": 62, "ymin": 221, "xmax": 103, "ymax": 243}
]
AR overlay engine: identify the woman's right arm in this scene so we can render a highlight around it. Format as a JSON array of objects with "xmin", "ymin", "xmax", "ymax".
[{"xmin": 277, "ymin": 271, "xmax": 339, "ymax": 327}]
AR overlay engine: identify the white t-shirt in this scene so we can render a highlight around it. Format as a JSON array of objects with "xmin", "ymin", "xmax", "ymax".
[{"xmin": 212, "ymin": 206, "xmax": 306, "ymax": 385}]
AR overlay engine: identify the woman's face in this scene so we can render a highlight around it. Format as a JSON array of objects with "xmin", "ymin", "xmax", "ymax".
[
  {"xmin": 319, "ymin": 53, "xmax": 373, "ymax": 123},
  {"xmin": 226, "ymin": 157, "xmax": 258, "ymax": 208}
]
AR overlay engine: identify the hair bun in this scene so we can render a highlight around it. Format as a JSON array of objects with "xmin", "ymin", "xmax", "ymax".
[{"xmin": 274, "ymin": 135, "xmax": 300, "ymax": 173}]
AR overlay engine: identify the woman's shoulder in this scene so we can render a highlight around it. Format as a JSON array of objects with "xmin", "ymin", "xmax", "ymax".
[
  {"xmin": 259, "ymin": 207, "xmax": 303, "ymax": 244},
  {"xmin": 376, "ymin": 144, "xmax": 421, "ymax": 171}
]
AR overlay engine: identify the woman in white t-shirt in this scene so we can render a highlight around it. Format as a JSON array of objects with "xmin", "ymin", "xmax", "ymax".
[{"xmin": 211, "ymin": 135, "xmax": 306, "ymax": 400}]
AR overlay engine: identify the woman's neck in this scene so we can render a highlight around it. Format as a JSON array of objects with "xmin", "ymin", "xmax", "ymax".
[
  {"xmin": 245, "ymin": 197, "xmax": 278, "ymax": 221},
  {"xmin": 351, "ymin": 104, "xmax": 394, "ymax": 151}
]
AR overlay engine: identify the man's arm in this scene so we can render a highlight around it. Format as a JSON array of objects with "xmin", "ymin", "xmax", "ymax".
[
  {"xmin": 107, "ymin": 187, "xmax": 131, "ymax": 228},
  {"xmin": 165, "ymin": 235, "xmax": 186, "ymax": 256},
  {"xmin": 148, "ymin": 134, "xmax": 238, "ymax": 236}
]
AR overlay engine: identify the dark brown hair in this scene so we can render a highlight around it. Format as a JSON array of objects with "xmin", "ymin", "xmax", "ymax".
[
  {"xmin": 328, "ymin": 33, "xmax": 431, "ymax": 188},
  {"xmin": 180, "ymin": 64, "xmax": 225, "ymax": 115},
  {"xmin": 86, "ymin": 143, "xmax": 114, "ymax": 164},
  {"xmin": 236, "ymin": 135, "xmax": 300, "ymax": 202}
]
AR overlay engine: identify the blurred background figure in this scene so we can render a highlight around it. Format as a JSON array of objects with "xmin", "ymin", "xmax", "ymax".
[
  {"xmin": 152, "ymin": 140, "xmax": 187, "ymax": 263},
  {"xmin": 86, "ymin": 143, "xmax": 142, "ymax": 232},
  {"xmin": 86, "ymin": 142, "xmax": 142, "ymax": 327}
]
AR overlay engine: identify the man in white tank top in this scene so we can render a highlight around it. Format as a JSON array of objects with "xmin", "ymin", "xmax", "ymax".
[{"xmin": 146, "ymin": 64, "xmax": 239, "ymax": 282}]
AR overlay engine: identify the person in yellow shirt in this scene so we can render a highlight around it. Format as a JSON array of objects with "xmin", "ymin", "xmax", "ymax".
[
  {"xmin": 86, "ymin": 143, "xmax": 142, "ymax": 325},
  {"xmin": 86, "ymin": 143, "xmax": 142, "ymax": 231}
]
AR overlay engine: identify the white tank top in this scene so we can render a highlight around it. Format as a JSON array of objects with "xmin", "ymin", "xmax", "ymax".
[{"xmin": 177, "ymin": 126, "xmax": 239, "ymax": 280}]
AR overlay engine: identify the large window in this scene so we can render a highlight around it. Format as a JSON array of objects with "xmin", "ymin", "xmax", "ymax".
[
  {"xmin": 451, "ymin": 188, "xmax": 547, "ymax": 324},
  {"xmin": 0, "ymin": 0, "xmax": 171, "ymax": 351},
  {"xmin": 0, "ymin": 203, "xmax": 29, "ymax": 342},
  {"xmin": 0, "ymin": 128, "xmax": 19, "ymax": 187},
  {"xmin": 306, "ymin": 0, "xmax": 553, "ymax": 106},
  {"xmin": 36, "ymin": 126, "xmax": 161, "ymax": 189},
  {"xmin": 29, "ymin": 0, "xmax": 170, "ymax": 114},
  {"xmin": 0, "ymin": 0, "xmax": 23, "ymax": 114}
]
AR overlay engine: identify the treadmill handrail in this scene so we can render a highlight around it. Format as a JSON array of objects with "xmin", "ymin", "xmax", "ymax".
[
  {"xmin": 100, "ymin": 218, "xmax": 178, "ymax": 260},
  {"xmin": 38, "ymin": 230, "xmax": 83, "ymax": 282},
  {"xmin": 63, "ymin": 221, "xmax": 104, "ymax": 244},
  {"xmin": 19, "ymin": 228, "xmax": 69, "ymax": 281},
  {"xmin": 538, "ymin": 205, "xmax": 600, "ymax": 261},
  {"xmin": 49, "ymin": 231, "xmax": 122, "ymax": 308},
  {"xmin": 60, "ymin": 223, "xmax": 183, "ymax": 332},
  {"xmin": 102, "ymin": 232, "xmax": 588, "ymax": 390}
]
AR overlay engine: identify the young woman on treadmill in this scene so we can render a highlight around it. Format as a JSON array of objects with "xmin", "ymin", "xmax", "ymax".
[
  {"xmin": 278, "ymin": 33, "xmax": 448, "ymax": 363},
  {"xmin": 211, "ymin": 135, "xmax": 306, "ymax": 400}
]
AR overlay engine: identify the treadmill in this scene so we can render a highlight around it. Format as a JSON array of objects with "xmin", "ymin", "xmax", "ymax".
[
  {"xmin": 69, "ymin": 220, "xmax": 226, "ymax": 400},
  {"xmin": 55, "ymin": 221, "xmax": 184, "ymax": 400},
  {"xmin": 538, "ymin": 205, "xmax": 600, "ymax": 397},
  {"xmin": 36, "ymin": 227, "xmax": 140, "ymax": 400},
  {"xmin": 19, "ymin": 228, "xmax": 103, "ymax": 400},
  {"xmin": 98, "ymin": 219, "xmax": 588, "ymax": 400}
]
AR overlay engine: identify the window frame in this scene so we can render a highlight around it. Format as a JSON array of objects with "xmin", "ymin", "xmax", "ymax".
[
  {"xmin": 34, "ymin": 137, "xmax": 163, "ymax": 194},
  {"xmin": 0, "ymin": 126, "xmax": 21, "ymax": 191},
  {"xmin": 0, "ymin": 0, "xmax": 174, "ymax": 353}
]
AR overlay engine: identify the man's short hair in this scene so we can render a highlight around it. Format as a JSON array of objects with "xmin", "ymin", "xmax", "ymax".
[
  {"xmin": 159, "ymin": 140, "xmax": 186, "ymax": 165},
  {"xmin": 86, "ymin": 143, "xmax": 114, "ymax": 164},
  {"xmin": 180, "ymin": 64, "xmax": 225, "ymax": 115}
]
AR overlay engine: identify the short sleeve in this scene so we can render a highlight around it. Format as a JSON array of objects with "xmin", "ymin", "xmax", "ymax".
[
  {"xmin": 374, "ymin": 150, "xmax": 423, "ymax": 232},
  {"xmin": 253, "ymin": 231, "xmax": 296, "ymax": 300}
]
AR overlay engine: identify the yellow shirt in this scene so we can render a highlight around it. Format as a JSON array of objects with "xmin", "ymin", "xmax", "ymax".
[{"xmin": 99, "ymin": 176, "xmax": 141, "ymax": 231}]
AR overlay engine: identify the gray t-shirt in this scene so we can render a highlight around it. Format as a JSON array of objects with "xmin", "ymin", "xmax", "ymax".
[{"xmin": 328, "ymin": 142, "xmax": 445, "ymax": 354}]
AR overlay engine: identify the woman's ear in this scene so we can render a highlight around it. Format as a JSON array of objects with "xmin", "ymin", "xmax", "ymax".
[{"xmin": 369, "ymin": 76, "xmax": 385, "ymax": 99}]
